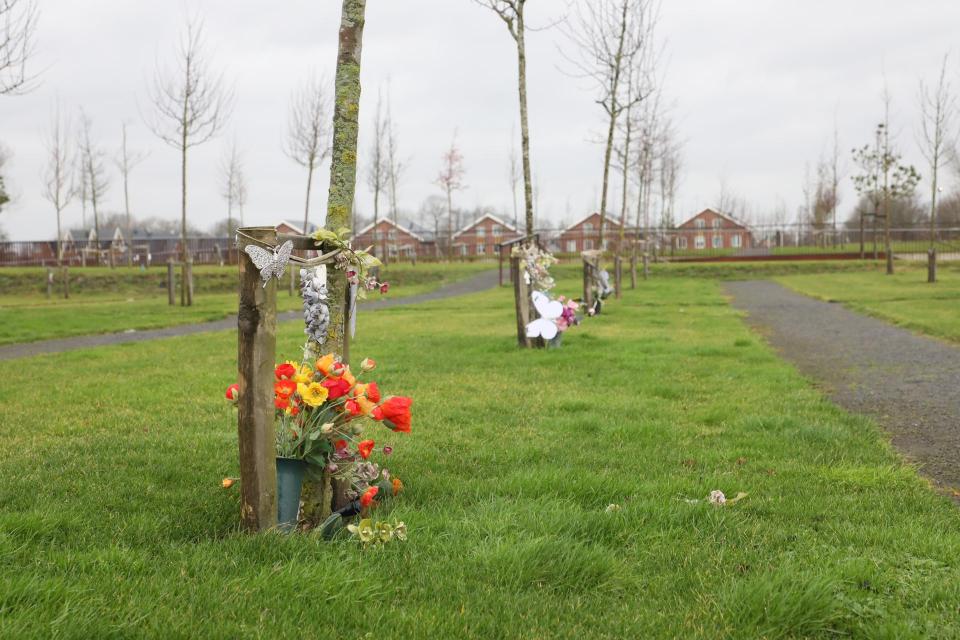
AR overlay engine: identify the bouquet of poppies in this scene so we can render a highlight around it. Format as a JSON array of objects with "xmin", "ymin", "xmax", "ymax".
[{"xmin": 226, "ymin": 353, "xmax": 412, "ymax": 506}]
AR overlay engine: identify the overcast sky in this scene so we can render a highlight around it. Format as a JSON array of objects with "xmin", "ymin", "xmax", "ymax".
[{"xmin": 1, "ymin": 0, "xmax": 957, "ymax": 240}]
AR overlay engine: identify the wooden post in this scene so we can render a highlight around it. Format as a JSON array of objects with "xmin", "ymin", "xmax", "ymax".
[
  {"xmin": 582, "ymin": 257, "xmax": 594, "ymax": 310},
  {"xmin": 498, "ymin": 245, "xmax": 504, "ymax": 287},
  {"xmin": 186, "ymin": 259, "xmax": 194, "ymax": 306},
  {"xmin": 928, "ymin": 248, "xmax": 937, "ymax": 283},
  {"xmin": 236, "ymin": 226, "xmax": 279, "ymax": 532},
  {"xmin": 215, "ymin": 244, "xmax": 224, "ymax": 267},
  {"xmin": 630, "ymin": 255, "xmax": 637, "ymax": 289},
  {"xmin": 289, "ymin": 266, "xmax": 296, "ymax": 297},
  {"xmin": 61, "ymin": 266, "xmax": 70, "ymax": 299},
  {"xmin": 512, "ymin": 256, "xmax": 532, "ymax": 348},
  {"xmin": 642, "ymin": 253, "xmax": 649, "ymax": 281},
  {"xmin": 167, "ymin": 260, "xmax": 176, "ymax": 306},
  {"xmin": 46, "ymin": 268, "xmax": 53, "ymax": 299},
  {"xmin": 614, "ymin": 256, "xmax": 622, "ymax": 299}
]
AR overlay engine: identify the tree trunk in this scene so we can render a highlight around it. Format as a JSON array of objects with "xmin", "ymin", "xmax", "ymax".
[
  {"xmin": 180, "ymin": 138, "xmax": 189, "ymax": 305},
  {"xmin": 303, "ymin": 158, "xmax": 315, "ymax": 236},
  {"xmin": 302, "ymin": 0, "xmax": 366, "ymax": 526},
  {"xmin": 515, "ymin": 8, "xmax": 535, "ymax": 240},
  {"xmin": 929, "ymin": 157, "xmax": 938, "ymax": 249}
]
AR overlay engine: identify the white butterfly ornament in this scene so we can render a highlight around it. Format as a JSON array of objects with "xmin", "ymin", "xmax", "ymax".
[
  {"xmin": 244, "ymin": 240, "xmax": 294, "ymax": 288},
  {"xmin": 526, "ymin": 291, "xmax": 563, "ymax": 340}
]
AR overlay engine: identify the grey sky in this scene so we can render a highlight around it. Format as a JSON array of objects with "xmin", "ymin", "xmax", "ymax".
[{"xmin": 1, "ymin": 0, "xmax": 957, "ymax": 240}]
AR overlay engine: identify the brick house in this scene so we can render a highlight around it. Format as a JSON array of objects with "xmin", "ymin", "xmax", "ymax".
[
  {"xmin": 353, "ymin": 218, "xmax": 435, "ymax": 260},
  {"xmin": 451, "ymin": 214, "xmax": 521, "ymax": 257},
  {"xmin": 558, "ymin": 212, "xmax": 629, "ymax": 253},
  {"xmin": 674, "ymin": 209, "xmax": 753, "ymax": 251},
  {"xmin": 275, "ymin": 220, "xmax": 320, "ymax": 236}
]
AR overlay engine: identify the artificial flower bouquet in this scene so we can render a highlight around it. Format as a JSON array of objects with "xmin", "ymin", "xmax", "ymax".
[{"xmin": 226, "ymin": 353, "xmax": 411, "ymax": 519}]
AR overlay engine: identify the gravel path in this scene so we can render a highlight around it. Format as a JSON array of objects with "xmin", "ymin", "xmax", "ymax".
[
  {"xmin": 0, "ymin": 270, "xmax": 499, "ymax": 361},
  {"xmin": 725, "ymin": 280, "xmax": 960, "ymax": 493}
]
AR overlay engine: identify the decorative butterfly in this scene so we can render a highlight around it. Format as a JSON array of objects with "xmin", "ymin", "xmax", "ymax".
[
  {"xmin": 244, "ymin": 241, "xmax": 294, "ymax": 288},
  {"xmin": 526, "ymin": 291, "xmax": 563, "ymax": 340}
]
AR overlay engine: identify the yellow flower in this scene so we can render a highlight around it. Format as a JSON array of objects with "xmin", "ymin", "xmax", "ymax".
[
  {"xmin": 292, "ymin": 363, "xmax": 313, "ymax": 385},
  {"xmin": 297, "ymin": 382, "xmax": 329, "ymax": 407}
]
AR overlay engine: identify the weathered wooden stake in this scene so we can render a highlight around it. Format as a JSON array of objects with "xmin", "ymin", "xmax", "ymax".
[
  {"xmin": 614, "ymin": 256, "xmax": 622, "ymax": 299},
  {"xmin": 582, "ymin": 257, "xmax": 594, "ymax": 310},
  {"xmin": 512, "ymin": 256, "xmax": 532, "ymax": 348},
  {"xmin": 236, "ymin": 226, "xmax": 279, "ymax": 532},
  {"xmin": 46, "ymin": 268, "xmax": 53, "ymax": 299},
  {"xmin": 928, "ymin": 248, "xmax": 937, "ymax": 283},
  {"xmin": 167, "ymin": 260, "xmax": 176, "ymax": 306},
  {"xmin": 642, "ymin": 253, "xmax": 649, "ymax": 281},
  {"xmin": 289, "ymin": 266, "xmax": 296, "ymax": 297},
  {"xmin": 630, "ymin": 255, "xmax": 637, "ymax": 289},
  {"xmin": 186, "ymin": 259, "xmax": 195, "ymax": 306},
  {"xmin": 61, "ymin": 266, "xmax": 70, "ymax": 299}
]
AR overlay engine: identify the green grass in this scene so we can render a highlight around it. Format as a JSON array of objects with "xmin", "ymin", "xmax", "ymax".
[
  {"xmin": 776, "ymin": 262, "xmax": 960, "ymax": 343},
  {"xmin": 0, "ymin": 263, "xmax": 492, "ymax": 345},
  {"xmin": 1, "ymin": 274, "xmax": 959, "ymax": 638}
]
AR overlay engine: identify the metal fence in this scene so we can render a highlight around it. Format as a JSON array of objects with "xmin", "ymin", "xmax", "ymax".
[
  {"xmin": 0, "ymin": 237, "xmax": 239, "ymax": 267},
  {"xmin": 3, "ymin": 224, "xmax": 959, "ymax": 267}
]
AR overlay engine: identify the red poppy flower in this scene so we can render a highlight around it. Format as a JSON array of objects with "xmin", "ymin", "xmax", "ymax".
[
  {"xmin": 360, "ymin": 486, "xmax": 379, "ymax": 508},
  {"xmin": 344, "ymin": 399, "xmax": 363, "ymax": 416},
  {"xmin": 225, "ymin": 383, "xmax": 240, "ymax": 401},
  {"xmin": 274, "ymin": 380, "xmax": 297, "ymax": 398},
  {"xmin": 379, "ymin": 283, "xmax": 389, "ymax": 294},
  {"xmin": 357, "ymin": 439, "xmax": 375, "ymax": 460},
  {"xmin": 275, "ymin": 363, "xmax": 296, "ymax": 380},
  {"xmin": 334, "ymin": 439, "xmax": 348, "ymax": 451},
  {"xmin": 365, "ymin": 382, "xmax": 381, "ymax": 403},
  {"xmin": 375, "ymin": 396, "xmax": 412, "ymax": 433},
  {"xmin": 274, "ymin": 395, "xmax": 290, "ymax": 410},
  {"xmin": 321, "ymin": 376, "xmax": 352, "ymax": 400}
]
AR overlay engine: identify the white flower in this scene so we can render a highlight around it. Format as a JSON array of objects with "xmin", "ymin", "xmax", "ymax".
[
  {"xmin": 708, "ymin": 490, "xmax": 726, "ymax": 505},
  {"xmin": 604, "ymin": 504, "xmax": 621, "ymax": 513}
]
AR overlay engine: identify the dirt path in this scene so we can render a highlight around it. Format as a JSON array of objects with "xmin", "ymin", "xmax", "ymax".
[
  {"xmin": 0, "ymin": 270, "xmax": 499, "ymax": 361},
  {"xmin": 725, "ymin": 280, "xmax": 960, "ymax": 494}
]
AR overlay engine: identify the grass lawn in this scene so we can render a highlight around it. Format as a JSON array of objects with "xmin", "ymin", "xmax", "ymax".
[
  {"xmin": 776, "ymin": 261, "xmax": 960, "ymax": 343},
  {"xmin": 0, "ymin": 262, "xmax": 493, "ymax": 345},
  {"xmin": 1, "ymin": 274, "xmax": 959, "ymax": 638}
]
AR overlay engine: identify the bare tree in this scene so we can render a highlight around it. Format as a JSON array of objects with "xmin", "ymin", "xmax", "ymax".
[
  {"xmin": 472, "ymin": 0, "xmax": 536, "ymax": 238},
  {"xmin": 285, "ymin": 73, "xmax": 331, "ymax": 235},
  {"xmin": 614, "ymin": 70, "xmax": 637, "ymax": 253},
  {"xmin": 918, "ymin": 54, "xmax": 956, "ymax": 248},
  {"xmin": 147, "ymin": 19, "xmax": 232, "ymax": 305},
  {"xmin": 114, "ymin": 122, "xmax": 148, "ymax": 265},
  {"xmin": 564, "ymin": 0, "xmax": 658, "ymax": 248},
  {"xmin": 42, "ymin": 103, "xmax": 74, "ymax": 264},
  {"xmin": 657, "ymin": 121, "xmax": 681, "ymax": 231},
  {"xmin": 507, "ymin": 125, "xmax": 520, "ymax": 229},
  {"xmin": 633, "ymin": 90, "xmax": 661, "ymax": 253},
  {"xmin": 385, "ymin": 87, "xmax": 407, "ymax": 220},
  {"xmin": 435, "ymin": 133, "xmax": 467, "ymax": 259},
  {"xmin": 77, "ymin": 109, "xmax": 109, "ymax": 252},
  {"xmin": 419, "ymin": 194, "xmax": 447, "ymax": 257},
  {"xmin": 366, "ymin": 88, "xmax": 388, "ymax": 259},
  {"xmin": 0, "ymin": 144, "xmax": 10, "ymax": 216},
  {"xmin": 220, "ymin": 139, "xmax": 243, "ymax": 238},
  {"xmin": 0, "ymin": 0, "xmax": 38, "ymax": 95},
  {"xmin": 828, "ymin": 121, "xmax": 843, "ymax": 246}
]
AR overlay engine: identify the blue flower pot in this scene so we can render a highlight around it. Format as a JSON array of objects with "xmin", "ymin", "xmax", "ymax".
[{"xmin": 276, "ymin": 457, "xmax": 306, "ymax": 533}]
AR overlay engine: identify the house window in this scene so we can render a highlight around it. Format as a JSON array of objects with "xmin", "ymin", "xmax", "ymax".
[
  {"xmin": 695, "ymin": 219, "xmax": 705, "ymax": 229},
  {"xmin": 678, "ymin": 237, "xmax": 688, "ymax": 249},
  {"xmin": 712, "ymin": 234, "xmax": 723, "ymax": 249},
  {"xmin": 695, "ymin": 235, "xmax": 705, "ymax": 249},
  {"xmin": 477, "ymin": 227, "xmax": 486, "ymax": 238},
  {"xmin": 477, "ymin": 243, "xmax": 486, "ymax": 255},
  {"xmin": 388, "ymin": 230, "xmax": 397, "ymax": 240},
  {"xmin": 566, "ymin": 240, "xmax": 577, "ymax": 252},
  {"xmin": 460, "ymin": 245, "xmax": 468, "ymax": 256},
  {"xmin": 712, "ymin": 219, "xmax": 721, "ymax": 229},
  {"xmin": 584, "ymin": 239, "xmax": 595, "ymax": 250},
  {"xmin": 731, "ymin": 234, "xmax": 742, "ymax": 248},
  {"xmin": 492, "ymin": 226, "xmax": 502, "ymax": 238},
  {"xmin": 388, "ymin": 244, "xmax": 398, "ymax": 257},
  {"xmin": 583, "ymin": 222, "xmax": 594, "ymax": 232}
]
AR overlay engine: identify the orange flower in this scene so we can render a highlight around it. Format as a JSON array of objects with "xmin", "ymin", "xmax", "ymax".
[
  {"xmin": 274, "ymin": 395, "xmax": 290, "ymax": 410},
  {"xmin": 360, "ymin": 486, "xmax": 379, "ymax": 508},
  {"xmin": 274, "ymin": 380, "xmax": 297, "ymax": 398},
  {"xmin": 363, "ymin": 382, "xmax": 381, "ymax": 403},
  {"xmin": 373, "ymin": 396, "xmax": 412, "ymax": 433},
  {"xmin": 344, "ymin": 399, "xmax": 363, "ymax": 416},
  {"xmin": 315, "ymin": 353, "xmax": 336, "ymax": 376},
  {"xmin": 222, "ymin": 478, "xmax": 235, "ymax": 489},
  {"xmin": 360, "ymin": 358, "xmax": 376, "ymax": 372},
  {"xmin": 357, "ymin": 439, "xmax": 375, "ymax": 460},
  {"xmin": 391, "ymin": 477, "xmax": 403, "ymax": 496}
]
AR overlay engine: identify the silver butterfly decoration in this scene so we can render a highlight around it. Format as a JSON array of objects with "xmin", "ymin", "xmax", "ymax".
[{"xmin": 244, "ymin": 241, "xmax": 294, "ymax": 288}]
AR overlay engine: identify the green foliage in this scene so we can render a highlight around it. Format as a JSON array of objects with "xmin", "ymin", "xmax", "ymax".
[{"xmin": 0, "ymin": 175, "xmax": 9, "ymax": 212}]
